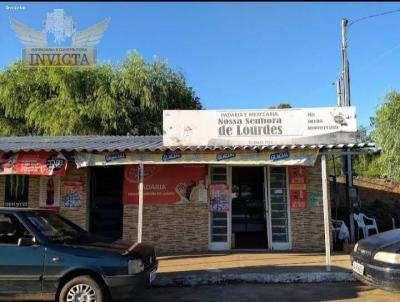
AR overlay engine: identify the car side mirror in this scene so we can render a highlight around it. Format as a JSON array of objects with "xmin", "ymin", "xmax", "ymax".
[{"xmin": 18, "ymin": 237, "xmax": 35, "ymax": 247}]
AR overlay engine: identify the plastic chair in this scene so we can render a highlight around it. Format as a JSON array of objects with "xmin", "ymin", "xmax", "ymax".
[{"xmin": 353, "ymin": 213, "xmax": 379, "ymax": 239}]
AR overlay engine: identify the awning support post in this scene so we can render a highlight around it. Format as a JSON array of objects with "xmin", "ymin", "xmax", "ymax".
[
  {"xmin": 138, "ymin": 164, "xmax": 144, "ymax": 243},
  {"xmin": 321, "ymin": 155, "xmax": 331, "ymax": 271}
]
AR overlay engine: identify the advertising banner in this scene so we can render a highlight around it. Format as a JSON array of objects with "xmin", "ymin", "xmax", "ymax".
[
  {"xmin": 75, "ymin": 149, "xmax": 319, "ymax": 168},
  {"xmin": 163, "ymin": 107, "xmax": 357, "ymax": 146},
  {"xmin": 209, "ymin": 184, "xmax": 230, "ymax": 212},
  {"xmin": 39, "ymin": 176, "xmax": 61, "ymax": 209},
  {"xmin": 0, "ymin": 151, "xmax": 68, "ymax": 176},
  {"xmin": 62, "ymin": 181, "xmax": 84, "ymax": 209},
  {"xmin": 289, "ymin": 166, "xmax": 307, "ymax": 209},
  {"xmin": 123, "ymin": 164, "xmax": 207, "ymax": 204}
]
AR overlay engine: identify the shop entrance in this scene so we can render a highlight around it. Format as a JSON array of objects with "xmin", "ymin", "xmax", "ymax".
[
  {"xmin": 231, "ymin": 167, "xmax": 267, "ymax": 249},
  {"xmin": 90, "ymin": 167, "xmax": 124, "ymax": 240}
]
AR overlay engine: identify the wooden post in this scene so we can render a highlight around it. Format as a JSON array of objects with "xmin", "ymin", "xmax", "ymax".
[
  {"xmin": 321, "ymin": 155, "xmax": 331, "ymax": 271},
  {"xmin": 138, "ymin": 164, "xmax": 144, "ymax": 243}
]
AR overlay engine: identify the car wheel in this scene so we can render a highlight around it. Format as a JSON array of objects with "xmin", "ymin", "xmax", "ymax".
[{"xmin": 59, "ymin": 275, "xmax": 108, "ymax": 302}]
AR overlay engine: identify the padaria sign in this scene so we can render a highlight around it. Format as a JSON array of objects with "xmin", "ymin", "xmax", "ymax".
[
  {"xmin": 163, "ymin": 107, "xmax": 357, "ymax": 146},
  {"xmin": 10, "ymin": 9, "xmax": 109, "ymax": 66}
]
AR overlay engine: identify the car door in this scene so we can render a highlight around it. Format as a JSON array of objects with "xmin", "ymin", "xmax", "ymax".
[{"xmin": 0, "ymin": 212, "xmax": 45, "ymax": 299}]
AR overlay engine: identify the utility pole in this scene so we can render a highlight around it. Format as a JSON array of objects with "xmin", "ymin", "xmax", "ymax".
[
  {"xmin": 336, "ymin": 79, "xmax": 343, "ymax": 107},
  {"xmin": 341, "ymin": 18, "xmax": 355, "ymax": 243}
]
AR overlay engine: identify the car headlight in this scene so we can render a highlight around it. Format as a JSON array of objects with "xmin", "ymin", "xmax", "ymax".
[
  {"xmin": 128, "ymin": 259, "xmax": 144, "ymax": 274},
  {"xmin": 353, "ymin": 243, "xmax": 358, "ymax": 253},
  {"xmin": 373, "ymin": 252, "xmax": 400, "ymax": 264}
]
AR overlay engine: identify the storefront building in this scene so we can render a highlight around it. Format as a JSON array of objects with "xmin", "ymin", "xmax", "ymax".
[{"xmin": 0, "ymin": 107, "xmax": 374, "ymax": 256}]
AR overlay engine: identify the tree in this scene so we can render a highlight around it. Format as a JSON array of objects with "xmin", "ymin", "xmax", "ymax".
[
  {"xmin": 372, "ymin": 91, "xmax": 400, "ymax": 181},
  {"xmin": 268, "ymin": 103, "xmax": 292, "ymax": 109},
  {"xmin": 0, "ymin": 52, "xmax": 201, "ymax": 136}
]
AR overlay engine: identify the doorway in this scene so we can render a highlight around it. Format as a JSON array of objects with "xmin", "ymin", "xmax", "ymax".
[
  {"xmin": 231, "ymin": 167, "xmax": 267, "ymax": 249},
  {"xmin": 90, "ymin": 166, "xmax": 124, "ymax": 240}
]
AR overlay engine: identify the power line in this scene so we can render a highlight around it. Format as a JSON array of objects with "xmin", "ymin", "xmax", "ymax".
[{"xmin": 349, "ymin": 8, "xmax": 400, "ymax": 26}]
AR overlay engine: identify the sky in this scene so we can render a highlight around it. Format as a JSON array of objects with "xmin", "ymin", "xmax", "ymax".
[{"xmin": 2, "ymin": 2, "xmax": 400, "ymax": 129}]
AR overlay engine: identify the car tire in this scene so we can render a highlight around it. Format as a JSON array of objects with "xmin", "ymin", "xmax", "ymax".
[{"xmin": 58, "ymin": 275, "xmax": 108, "ymax": 302}]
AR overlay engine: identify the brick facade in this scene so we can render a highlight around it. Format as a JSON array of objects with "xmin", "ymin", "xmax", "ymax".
[
  {"xmin": 123, "ymin": 203, "xmax": 209, "ymax": 255},
  {"xmin": 290, "ymin": 158, "xmax": 328, "ymax": 251},
  {"xmin": 0, "ymin": 159, "xmax": 328, "ymax": 254}
]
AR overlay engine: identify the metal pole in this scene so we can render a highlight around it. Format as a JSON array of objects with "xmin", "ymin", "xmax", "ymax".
[
  {"xmin": 336, "ymin": 79, "xmax": 342, "ymax": 107},
  {"xmin": 341, "ymin": 19, "xmax": 350, "ymax": 107},
  {"xmin": 321, "ymin": 155, "xmax": 331, "ymax": 271},
  {"xmin": 138, "ymin": 164, "xmax": 144, "ymax": 243},
  {"xmin": 341, "ymin": 18, "xmax": 355, "ymax": 243}
]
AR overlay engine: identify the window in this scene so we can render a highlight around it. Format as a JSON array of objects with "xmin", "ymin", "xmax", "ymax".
[
  {"xmin": 5, "ymin": 175, "xmax": 29, "ymax": 208},
  {"xmin": 0, "ymin": 214, "xmax": 32, "ymax": 244}
]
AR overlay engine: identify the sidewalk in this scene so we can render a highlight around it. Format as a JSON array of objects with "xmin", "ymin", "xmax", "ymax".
[{"xmin": 153, "ymin": 252, "xmax": 355, "ymax": 287}]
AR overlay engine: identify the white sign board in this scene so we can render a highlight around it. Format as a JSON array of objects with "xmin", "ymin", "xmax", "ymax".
[{"xmin": 163, "ymin": 107, "xmax": 357, "ymax": 146}]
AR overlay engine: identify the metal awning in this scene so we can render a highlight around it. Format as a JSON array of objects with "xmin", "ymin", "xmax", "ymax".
[{"xmin": 0, "ymin": 136, "xmax": 376, "ymax": 152}]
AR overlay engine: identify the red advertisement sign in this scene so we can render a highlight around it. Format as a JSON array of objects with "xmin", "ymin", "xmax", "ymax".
[
  {"xmin": 123, "ymin": 164, "xmax": 207, "ymax": 204},
  {"xmin": 0, "ymin": 151, "xmax": 67, "ymax": 176},
  {"xmin": 289, "ymin": 166, "xmax": 307, "ymax": 184},
  {"xmin": 290, "ymin": 190, "xmax": 307, "ymax": 209},
  {"xmin": 289, "ymin": 166, "xmax": 307, "ymax": 209}
]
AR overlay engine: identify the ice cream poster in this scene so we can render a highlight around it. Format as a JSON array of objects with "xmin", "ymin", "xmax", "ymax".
[
  {"xmin": 209, "ymin": 184, "xmax": 230, "ymax": 212},
  {"xmin": 62, "ymin": 181, "xmax": 84, "ymax": 209},
  {"xmin": 123, "ymin": 164, "xmax": 207, "ymax": 204}
]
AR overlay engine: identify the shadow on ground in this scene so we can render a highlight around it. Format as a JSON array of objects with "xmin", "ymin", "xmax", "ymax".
[{"xmin": 137, "ymin": 282, "xmax": 400, "ymax": 302}]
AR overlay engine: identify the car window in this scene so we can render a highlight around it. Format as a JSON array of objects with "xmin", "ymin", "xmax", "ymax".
[
  {"xmin": 25, "ymin": 211, "xmax": 86, "ymax": 242},
  {"xmin": 0, "ymin": 213, "xmax": 32, "ymax": 245}
]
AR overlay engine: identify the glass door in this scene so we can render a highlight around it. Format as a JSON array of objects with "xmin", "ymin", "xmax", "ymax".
[
  {"xmin": 208, "ymin": 166, "xmax": 230, "ymax": 250},
  {"xmin": 268, "ymin": 166, "xmax": 291, "ymax": 250},
  {"xmin": 231, "ymin": 167, "xmax": 267, "ymax": 249}
]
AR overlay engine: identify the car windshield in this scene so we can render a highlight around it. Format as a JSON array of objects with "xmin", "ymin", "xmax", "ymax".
[{"xmin": 24, "ymin": 211, "xmax": 87, "ymax": 242}]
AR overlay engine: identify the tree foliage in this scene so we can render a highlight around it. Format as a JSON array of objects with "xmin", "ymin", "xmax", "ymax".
[
  {"xmin": 0, "ymin": 52, "xmax": 201, "ymax": 136},
  {"xmin": 373, "ymin": 91, "xmax": 400, "ymax": 181},
  {"xmin": 268, "ymin": 103, "xmax": 292, "ymax": 109}
]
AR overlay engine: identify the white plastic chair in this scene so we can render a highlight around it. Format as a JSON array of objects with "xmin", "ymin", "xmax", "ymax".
[{"xmin": 353, "ymin": 213, "xmax": 379, "ymax": 239}]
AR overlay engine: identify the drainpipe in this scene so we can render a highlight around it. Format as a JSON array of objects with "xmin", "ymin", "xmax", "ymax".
[{"xmin": 138, "ymin": 164, "xmax": 144, "ymax": 243}]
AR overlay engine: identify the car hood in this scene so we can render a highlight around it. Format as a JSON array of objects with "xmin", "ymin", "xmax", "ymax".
[
  {"xmin": 357, "ymin": 229, "xmax": 400, "ymax": 255},
  {"xmin": 63, "ymin": 235, "xmax": 155, "ymax": 259}
]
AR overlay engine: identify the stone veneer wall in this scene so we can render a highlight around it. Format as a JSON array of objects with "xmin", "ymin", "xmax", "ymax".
[
  {"xmin": 290, "ymin": 157, "xmax": 330, "ymax": 251},
  {"xmin": 123, "ymin": 203, "xmax": 209, "ymax": 255},
  {"xmin": 0, "ymin": 163, "xmax": 89, "ymax": 231}
]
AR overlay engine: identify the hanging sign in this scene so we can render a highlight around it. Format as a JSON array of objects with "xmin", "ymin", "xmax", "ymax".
[
  {"xmin": 61, "ymin": 181, "xmax": 84, "ymax": 209},
  {"xmin": 209, "ymin": 184, "xmax": 230, "ymax": 212},
  {"xmin": 123, "ymin": 164, "xmax": 207, "ymax": 205},
  {"xmin": 163, "ymin": 107, "xmax": 357, "ymax": 146},
  {"xmin": 0, "ymin": 151, "xmax": 67, "ymax": 176},
  {"xmin": 289, "ymin": 166, "xmax": 307, "ymax": 208},
  {"xmin": 75, "ymin": 149, "xmax": 319, "ymax": 167}
]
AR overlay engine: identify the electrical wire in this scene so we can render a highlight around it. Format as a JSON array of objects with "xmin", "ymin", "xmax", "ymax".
[{"xmin": 349, "ymin": 8, "xmax": 400, "ymax": 26}]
